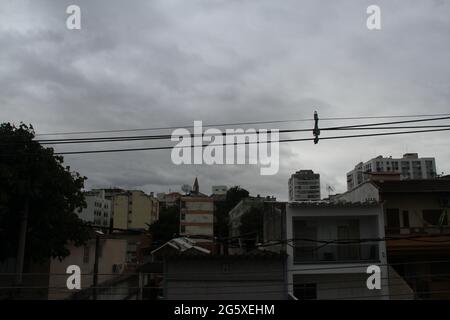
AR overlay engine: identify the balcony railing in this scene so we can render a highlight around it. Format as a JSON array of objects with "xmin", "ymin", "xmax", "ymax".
[
  {"xmin": 385, "ymin": 226, "xmax": 450, "ymax": 236},
  {"xmin": 293, "ymin": 243, "xmax": 379, "ymax": 264}
]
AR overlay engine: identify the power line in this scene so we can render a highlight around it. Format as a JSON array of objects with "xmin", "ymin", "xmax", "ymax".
[
  {"xmin": 34, "ymin": 113, "xmax": 450, "ymax": 136},
  {"xmin": 53, "ymin": 127, "xmax": 450, "ymax": 155},
  {"xmin": 33, "ymin": 115, "xmax": 450, "ymax": 144},
  {"xmin": 36, "ymin": 124, "xmax": 450, "ymax": 145}
]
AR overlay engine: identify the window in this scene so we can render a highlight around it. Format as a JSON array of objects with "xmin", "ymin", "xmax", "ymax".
[
  {"xmin": 386, "ymin": 208, "xmax": 400, "ymax": 234},
  {"xmin": 402, "ymin": 211, "xmax": 410, "ymax": 228},
  {"xmin": 294, "ymin": 283, "xmax": 317, "ymax": 300},
  {"xmin": 83, "ymin": 246, "xmax": 90, "ymax": 264},
  {"xmin": 423, "ymin": 210, "xmax": 447, "ymax": 226},
  {"xmin": 180, "ymin": 225, "xmax": 186, "ymax": 233}
]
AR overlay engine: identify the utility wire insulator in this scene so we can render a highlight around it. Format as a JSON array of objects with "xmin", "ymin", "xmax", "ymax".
[{"xmin": 313, "ymin": 111, "xmax": 320, "ymax": 144}]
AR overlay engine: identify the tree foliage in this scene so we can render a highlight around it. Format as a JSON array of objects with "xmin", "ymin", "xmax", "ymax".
[
  {"xmin": 214, "ymin": 186, "xmax": 250, "ymax": 239},
  {"xmin": 148, "ymin": 205, "xmax": 180, "ymax": 245},
  {"xmin": 0, "ymin": 123, "xmax": 90, "ymax": 262}
]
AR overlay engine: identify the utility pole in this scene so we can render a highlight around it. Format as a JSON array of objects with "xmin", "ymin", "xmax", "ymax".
[
  {"xmin": 92, "ymin": 234, "xmax": 100, "ymax": 300},
  {"xmin": 92, "ymin": 230, "xmax": 103, "ymax": 300},
  {"xmin": 15, "ymin": 195, "xmax": 29, "ymax": 287}
]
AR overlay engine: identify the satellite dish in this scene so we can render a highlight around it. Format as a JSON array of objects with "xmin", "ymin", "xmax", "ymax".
[{"xmin": 181, "ymin": 184, "xmax": 192, "ymax": 194}]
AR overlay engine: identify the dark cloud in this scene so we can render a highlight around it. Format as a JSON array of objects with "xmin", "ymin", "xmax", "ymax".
[{"xmin": 1, "ymin": 0, "xmax": 449, "ymax": 200}]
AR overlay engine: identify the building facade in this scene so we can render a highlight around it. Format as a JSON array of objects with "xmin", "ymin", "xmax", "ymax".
[
  {"xmin": 288, "ymin": 170, "xmax": 321, "ymax": 202},
  {"xmin": 151, "ymin": 238, "xmax": 287, "ymax": 300},
  {"xmin": 334, "ymin": 179, "xmax": 450, "ymax": 299},
  {"xmin": 211, "ymin": 185, "xmax": 228, "ymax": 195},
  {"xmin": 286, "ymin": 202, "xmax": 390, "ymax": 300},
  {"xmin": 48, "ymin": 237, "xmax": 128, "ymax": 300},
  {"xmin": 111, "ymin": 190, "xmax": 159, "ymax": 230},
  {"xmin": 180, "ymin": 196, "xmax": 214, "ymax": 237},
  {"xmin": 346, "ymin": 153, "xmax": 437, "ymax": 191},
  {"xmin": 76, "ymin": 190, "xmax": 112, "ymax": 228}
]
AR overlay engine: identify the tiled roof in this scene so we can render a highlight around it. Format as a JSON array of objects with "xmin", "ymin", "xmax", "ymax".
[
  {"xmin": 371, "ymin": 179, "xmax": 450, "ymax": 193},
  {"xmin": 288, "ymin": 201, "xmax": 380, "ymax": 208}
]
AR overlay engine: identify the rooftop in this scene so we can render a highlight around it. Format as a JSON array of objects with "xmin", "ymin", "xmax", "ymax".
[
  {"xmin": 371, "ymin": 179, "xmax": 450, "ymax": 193},
  {"xmin": 288, "ymin": 201, "xmax": 380, "ymax": 208}
]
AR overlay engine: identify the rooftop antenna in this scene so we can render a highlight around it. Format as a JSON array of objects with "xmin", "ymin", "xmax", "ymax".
[{"xmin": 326, "ymin": 184, "xmax": 335, "ymax": 198}]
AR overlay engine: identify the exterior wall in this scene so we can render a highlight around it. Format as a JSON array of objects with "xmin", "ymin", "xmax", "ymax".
[
  {"xmin": 76, "ymin": 190, "xmax": 111, "ymax": 228},
  {"xmin": 286, "ymin": 204, "xmax": 389, "ymax": 300},
  {"xmin": 383, "ymin": 193, "xmax": 450, "ymax": 231},
  {"xmin": 180, "ymin": 197, "xmax": 214, "ymax": 237},
  {"xmin": 164, "ymin": 257, "xmax": 286, "ymax": 300},
  {"xmin": 228, "ymin": 198, "xmax": 264, "ymax": 238},
  {"xmin": 212, "ymin": 186, "xmax": 228, "ymax": 195},
  {"xmin": 48, "ymin": 238, "xmax": 127, "ymax": 300},
  {"xmin": 334, "ymin": 182, "xmax": 379, "ymax": 203},
  {"xmin": 293, "ymin": 273, "xmax": 385, "ymax": 300},
  {"xmin": 112, "ymin": 191, "xmax": 159, "ymax": 230},
  {"xmin": 263, "ymin": 202, "xmax": 286, "ymax": 253}
]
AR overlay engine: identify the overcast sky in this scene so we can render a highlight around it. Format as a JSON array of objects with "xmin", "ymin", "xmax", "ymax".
[{"xmin": 1, "ymin": 0, "xmax": 450, "ymax": 200}]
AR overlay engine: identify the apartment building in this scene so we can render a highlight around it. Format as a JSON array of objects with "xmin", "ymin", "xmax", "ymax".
[
  {"xmin": 111, "ymin": 190, "xmax": 159, "ymax": 230},
  {"xmin": 346, "ymin": 153, "xmax": 437, "ymax": 191},
  {"xmin": 180, "ymin": 196, "xmax": 214, "ymax": 237},
  {"xmin": 288, "ymin": 170, "xmax": 321, "ymax": 202},
  {"xmin": 286, "ymin": 202, "xmax": 390, "ymax": 300},
  {"xmin": 76, "ymin": 190, "xmax": 111, "ymax": 228}
]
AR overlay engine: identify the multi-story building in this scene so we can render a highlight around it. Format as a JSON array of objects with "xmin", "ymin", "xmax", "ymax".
[
  {"xmin": 211, "ymin": 186, "xmax": 228, "ymax": 196},
  {"xmin": 334, "ymin": 178, "xmax": 450, "ymax": 299},
  {"xmin": 227, "ymin": 196, "xmax": 283, "ymax": 254},
  {"xmin": 228, "ymin": 196, "xmax": 276, "ymax": 238},
  {"xmin": 76, "ymin": 190, "xmax": 111, "ymax": 228},
  {"xmin": 286, "ymin": 202, "xmax": 391, "ymax": 300},
  {"xmin": 288, "ymin": 170, "xmax": 321, "ymax": 202},
  {"xmin": 179, "ymin": 178, "xmax": 214, "ymax": 238},
  {"xmin": 346, "ymin": 153, "xmax": 437, "ymax": 191},
  {"xmin": 180, "ymin": 196, "xmax": 214, "ymax": 237},
  {"xmin": 157, "ymin": 192, "xmax": 182, "ymax": 210},
  {"xmin": 111, "ymin": 190, "xmax": 159, "ymax": 231}
]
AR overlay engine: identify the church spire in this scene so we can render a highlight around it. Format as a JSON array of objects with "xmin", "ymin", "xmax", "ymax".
[{"xmin": 193, "ymin": 177, "xmax": 199, "ymax": 194}]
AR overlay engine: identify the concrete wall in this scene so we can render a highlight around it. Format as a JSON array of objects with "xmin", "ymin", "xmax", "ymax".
[
  {"xmin": 286, "ymin": 204, "xmax": 389, "ymax": 299},
  {"xmin": 48, "ymin": 238, "xmax": 127, "ymax": 300},
  {"xmin": 164, "ymin": 257, "xmax": 286, "ymax": 300},
  {"xmin": 113, "ymin": 191, "xmax": 159, "ymax": 230},
  {"xmin": 335, "ymin": 182, "xmax": 379, "ymax": 203},
  {"xmin": 181, "ymin": 198, "xmax": 214, "ymax": 237},
  {"xmin": 293, "ymin": 273, "xmax": 386, "ymax": 300}
]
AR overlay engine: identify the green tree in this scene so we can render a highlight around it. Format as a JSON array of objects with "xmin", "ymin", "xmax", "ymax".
[
  {"xmin": 148, "ymin": 205, "xmax": 180, "ymax": 245},
  {"xmin": 0, "ymin": 123, "xmax": 90, "ymax": 263}
]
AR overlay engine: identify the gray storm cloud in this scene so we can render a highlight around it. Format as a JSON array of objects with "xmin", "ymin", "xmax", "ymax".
[{"xmin": 1, "ymin": 0, "xmax": 449, "ymax": 200}]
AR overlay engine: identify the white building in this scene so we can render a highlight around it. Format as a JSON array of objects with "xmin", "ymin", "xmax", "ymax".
[
  {"xmin": 77, "ymin": 190, "xmax": 111, "ymax": 228},
  {"xmin": 288, "ymin": 170, "xmax": 321, "ymax": 202},
  {"xmin": 211, "ymin": 185, "xmax": 228, "ymax": 195},
  {"xmin": 346, "ymin": 153, "xmax": 437, "ymax": 191},
  {"xmin": 286, "ymin": 202, "xmax": 389, "ymax": 300}
]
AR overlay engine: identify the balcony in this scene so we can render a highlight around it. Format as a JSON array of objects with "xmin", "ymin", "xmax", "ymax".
[
  {"xmin": 293, "ymin": 243, "xmax": 379, "ymax": 264},
  {"xmin": 385, "ymin": 226, "xmax": 450, "ymax": 236}
]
